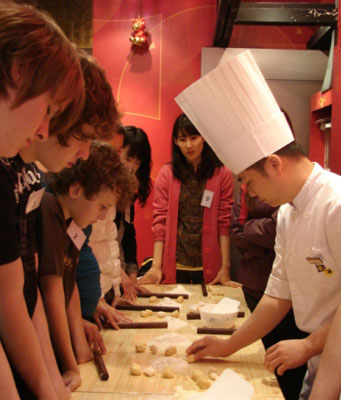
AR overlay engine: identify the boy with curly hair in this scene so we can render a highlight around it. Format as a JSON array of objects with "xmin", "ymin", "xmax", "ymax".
[{"xmin": 38, "ymin": 142, "xmax": 136, "ymax": 391}]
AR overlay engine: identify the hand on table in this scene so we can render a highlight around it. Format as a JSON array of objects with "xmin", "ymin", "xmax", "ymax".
[
  {"xmin": 264, "ymin": 339, "xmax": 309, "ymax": 375},
  {"xmin": 93, "ymin": 299, "xmax": 132, "ymax": 330},
  {"xmin": 82, "ymin": 319, "xmax": 106, "ymax": 356},
  {"xmin": 208, "ymin": 269, "xmax": 242, "ymax": 288},
  {"xmin": 186, "ymin": 336, "xmax": 229, "ymax": 362},
  {"xmin": 121, "ymin": 270, "xmax": 137, "ymax": 302},
  {"xmin": 134, "ymin": 283, "xmax": 150, "ymax": 293},
  {"xmin": 61, "ymin": 370, "xmax": 81, "ymax": 393},
  {"xmin": 138, "ymin": 265, "xmax": 162, "ymax": 285}
]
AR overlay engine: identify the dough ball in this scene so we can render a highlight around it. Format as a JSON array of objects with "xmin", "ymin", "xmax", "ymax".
[
  {"xmin": 149, "ymin": 344, "xmax": 158, "ymax": 355},
  {"xmin": 131, "ymin": 363, "xmax": 142, "ymax": 376},
  {"xmin": 156, "ymin": 311, "xmax": 166, "ymax": 318},
  {"xmin": 135, "ymin": 343, "xmax": 146, "ymax": 353},
  {"xmin": 143, "ymin": 367, "xmax": 156, "ymax": 377},
  {"xmin": 162, "ymin": 366, "xmax": 175, "ymax": 379},
  {"xmin": 197, "ymin": 376, "xmax": 212, "ymax": 389},
  {"xmin": 164, "ymin": 345, "xmax": 177, "ymax": 356},
  {"xmin": 149, "ymin": 296, "xmax": 158, "ymax": 303},
  {"xmin": 176, "ymin": 296, "xmax": 184, "ymax": 303},
  {"xmin": 208, "ymin": 367, "xmax": 217, "ymax": 374},
  {"xmin": 186, "ymin": 354, "xmax": 195, "ymax": 363},
  {"xmin": 208, "ymin": 372, "xmax": 218, "ymax": 381},
  {"xmin": 171, "ymin": 309, "xmax": 180, "ymax": 318},
  {"xmin": 141, "ymin": 309, "xmax": 153, "ymax": 318},
  {"xmin": 191, "ymin": 369, "xmax": 204, "ymax": 382}
]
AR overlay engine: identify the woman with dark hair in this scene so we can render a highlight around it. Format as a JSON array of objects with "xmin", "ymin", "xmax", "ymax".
[
  {"xmin": 114, "ymin": 126, "xmax": 152, "ymax": 301},
  {"xmin": 89, "ymin": 126, "xmax": 152, "ymax": 304},
  {"xmin": 140, "ymin": 113, "xmax": 239, "ymax": 286}
]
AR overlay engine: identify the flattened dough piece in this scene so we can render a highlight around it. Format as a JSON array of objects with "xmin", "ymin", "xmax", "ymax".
[
  {"xmin": 131, "ymin": 363, "xmax": 142, "ymax": 376},
  {"xmin": 186, "ymin": 354, "xmax": 195, "ymax": 363},
  {"xmin": 135, "ymin": 343, "xmax": 146, "ymax": 353},
  {"xmin": 143, "ymin": 367, "xmax": 156, "ymax": 377}
]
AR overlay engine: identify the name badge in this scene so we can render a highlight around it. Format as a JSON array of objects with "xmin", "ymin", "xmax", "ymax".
[
  {"xmin": 124, "ymin": 206, "xmax": 131, "ymax": 223},
  {"xmin": 67, "ymin": 220, "xmax": 86, "ymax": 250},
  {"xmin": 26, "ymin": 188, "xmax": 45, "ymax": 214},
  {"xmin": 306, "ymin": 256, "xmax": 333, "ymax": 276},
  {"xmin": 201, "ymin": 189, "xmax": 214, "ymax": 208}
]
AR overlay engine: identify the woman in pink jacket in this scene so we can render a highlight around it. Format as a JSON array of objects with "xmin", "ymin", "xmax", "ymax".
[{"xmin": 140, "ymin": 114, "xmax": 239, "ymax": 286}]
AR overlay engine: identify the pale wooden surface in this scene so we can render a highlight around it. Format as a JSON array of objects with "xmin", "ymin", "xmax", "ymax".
[{"xmin": 73, "ymin": 284, "xmax": 284, "ymax": 399}]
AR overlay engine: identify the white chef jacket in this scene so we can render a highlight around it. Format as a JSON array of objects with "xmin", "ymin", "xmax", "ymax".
[{"xmin": 265, "ymin": 163, "xmax": 341, "ymax": 398}]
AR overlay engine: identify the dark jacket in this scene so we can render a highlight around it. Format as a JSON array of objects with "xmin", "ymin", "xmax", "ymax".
[{"xmin": 230, "ymin": 184, "xmax": 278, "ymax": 299}]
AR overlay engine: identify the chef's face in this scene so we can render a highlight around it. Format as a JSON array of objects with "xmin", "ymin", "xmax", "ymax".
[{"xmin": 238, "ymin": 157, "xmax": 286, "ymax": 207}]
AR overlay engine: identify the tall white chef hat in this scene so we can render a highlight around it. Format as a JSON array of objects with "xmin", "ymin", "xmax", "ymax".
[{"xmin": 175, "ymin": 50, "xmax": 294, "ymax": 175}]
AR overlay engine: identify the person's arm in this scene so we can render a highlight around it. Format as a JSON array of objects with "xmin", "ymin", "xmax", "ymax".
[
  {"xmin": 0, "ymin": 258, "xmax": 58, "ymax": 400},
  {"xmin": 0, "ymin": 341, "xmax": 20, "ymax": 400},
  {"xmin": 67, "ymin": 285, "xmax": 105, "ymax": 359},
  {"xmin": 208, "ymin": 167, "xmax": 239, "ymax": 286},
  {"xmin": 209, "ymin": 235, "xmax": 241, "ymax": 287},
  {"xmin": 32, "ymin": 285, "xmax": 71, "ymax": 398},
  {"xmin": 93, "ymin": 298, "xmax": 132, "ymax": 329},
  {"xmin": 139, "ymin": 166, "xmax": 170, "ymax": 285},
  {"xmin": 40, "ymin": 274, "xmax": 81, "ymax": 389},
  {"xmin": 138, "ymin": 240, "xmax": 164, "ymax": 284},
  {"xmin": 186, "ymin": 294, "xmax": 292, "ymax": 361},
  {"xmin": 309, "ymin": 305, "xmax": 341, "ymax": 400}
]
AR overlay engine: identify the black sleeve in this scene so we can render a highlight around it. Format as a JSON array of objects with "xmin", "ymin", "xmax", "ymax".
[
  {"xmin": 0, "ymin": 164, "xmax": 19, "ymax": 264},
  {"xmin": 121, "ymin": 204, "xmax": 138, "ymax": 266}
]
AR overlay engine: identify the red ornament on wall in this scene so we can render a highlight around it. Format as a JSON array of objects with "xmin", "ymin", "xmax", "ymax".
[{"xmin": 129, "ymin": 17, "xmax": 148, "ymax": 46}]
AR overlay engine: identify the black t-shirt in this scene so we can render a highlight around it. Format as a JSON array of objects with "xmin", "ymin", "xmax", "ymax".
[
  {"xmin": 0, "ymin": 155, "xmax": 42, "ymax": 317},
  {"xmin": 0, "ymin": 155, "xmax": 42, "ymax": 400},
  {"xmin": 38, "ymin": 191, "xmax": 79, "ymax": 309}
]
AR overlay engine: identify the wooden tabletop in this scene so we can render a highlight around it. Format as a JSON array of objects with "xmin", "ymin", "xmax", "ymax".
[{"xmin": 73, "ymin": 284, "xmax": 284, "ymax": 399}]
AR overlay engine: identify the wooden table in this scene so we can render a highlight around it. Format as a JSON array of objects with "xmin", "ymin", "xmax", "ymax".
[{"xmin": 73, "ymin": 284, "xmax": 284, "ymax": 400}]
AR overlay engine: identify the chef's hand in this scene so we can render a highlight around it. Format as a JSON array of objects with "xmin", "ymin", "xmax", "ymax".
[
  {"xmin": 138, "ymin": 264, "xmax": 162, "ymax": 285},
  {"xmin": 186, "ymin": 336, "xmax": 229, "ymax": 362},
  {"xmin": 264, "ymin": 339, "xmax": 309, "ymax": 375},
  {"xmin": 208, "ymin": 268, "xmax": 242, "ymax": 288}
]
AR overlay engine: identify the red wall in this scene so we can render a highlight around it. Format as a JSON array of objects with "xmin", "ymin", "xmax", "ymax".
[{"xmin": 93, "ymin": 0, "xmax": 328, "ymax": 264}]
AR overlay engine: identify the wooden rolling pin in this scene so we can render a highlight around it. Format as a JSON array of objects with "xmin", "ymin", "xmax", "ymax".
[
  {"xmin": 93, "ymin": 350, "xmax": 109, "ymax": 380},
  {"xmin": 137, "ymin": 292, "xmax": 189, "ymax": 299},
  {"xmin": 103, "ymin": 321, "xmax": 168, "ymax": 330},
  {"xmin": 116, "ymin": 304, "xmax": 179, "ymax": 312},
  {"xmin": 201, "ymin": 281, "xmax": 208, "ymax": 297},
  {"xmin": 187, "ymin": 311, "xmax": 245, "ymax": 320},
  {"xmin": 197, "ymin": 327, "xmax": 236, "ymax": 335}
]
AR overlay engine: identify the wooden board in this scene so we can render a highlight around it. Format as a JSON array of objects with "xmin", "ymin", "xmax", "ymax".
[{"xmin": 74, "ymin": 284, "xmax": 284, "ymax": 399}]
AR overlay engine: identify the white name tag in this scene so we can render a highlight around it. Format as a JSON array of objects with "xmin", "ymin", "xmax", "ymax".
[
  {"xmin": 26, "ymin": 188, "xmax": 45, "ymax": 214},
  {"xmin": 66, "ymin": 220, "xmax": 86, "ymax": 250},
  {"xmin": 201, "ymin": 189, "xmax": 214, "ymax": 208}
]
